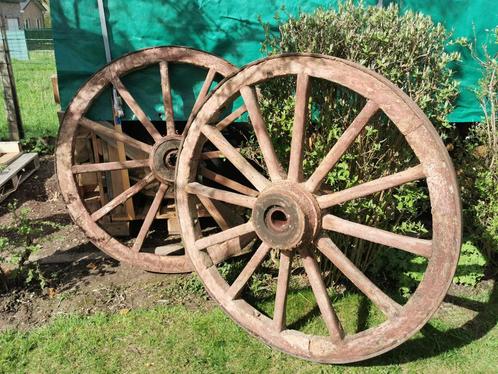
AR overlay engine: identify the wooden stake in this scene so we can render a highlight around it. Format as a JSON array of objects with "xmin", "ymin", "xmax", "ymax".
[{"xmin": 0, "ymin": 24, "xmax": 24, "ymax": 140}]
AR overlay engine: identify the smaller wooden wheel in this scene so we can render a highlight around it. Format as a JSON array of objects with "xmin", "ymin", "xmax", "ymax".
[
  {"xmin": 176, "ymin": 55, "xmax": 461, "ymax": 362},
  {"xmin": 56, "ymin": 46, "xmax": 245, "ymax": 273}
]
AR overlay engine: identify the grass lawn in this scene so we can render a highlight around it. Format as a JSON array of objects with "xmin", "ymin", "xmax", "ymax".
[
  {"xmin": 0, "ymin": 51, "xmax": 59, "ymax": 140},
  {"xmin": 0, "ymin": 282, "xmax": 496, "ymax": 373}
]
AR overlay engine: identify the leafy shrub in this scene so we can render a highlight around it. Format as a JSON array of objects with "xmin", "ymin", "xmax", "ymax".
[
  {"xmin": 455, "ymin": 27, "xmax": 498, "ymax": 269},
  {"xmin": 371, "ymin": 240, "xmax": 486, "ymax": 296},
  {"xmin": 254, "ymin": 1, "xmax": 459, "ymax": 288}
]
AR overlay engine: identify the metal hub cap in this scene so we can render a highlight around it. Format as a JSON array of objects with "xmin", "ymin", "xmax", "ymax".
[
  {"xmin": 252, "ymin": 182, "xmax": 321, "ymax": 250},
  {"xmin": 151, "ymin": 136, "xmax": 182, "ymax": 183}
]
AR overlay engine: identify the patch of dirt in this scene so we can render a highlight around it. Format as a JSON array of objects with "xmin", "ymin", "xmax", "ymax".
[
  {"xmin": 0, "ymin": 156, "xmax": 211, "ymax": 332},
  {"xmin": 0, "ymin": 259, "xmax": 211, "ymax": 331},
  {"xmin": 0, "ymin": 155, "xmax": 85, "ymax": 258}
]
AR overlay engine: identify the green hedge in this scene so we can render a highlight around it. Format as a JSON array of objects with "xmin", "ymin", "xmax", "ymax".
[{"xmin": 25, "ymin": 29, "xmax": 53, "ymax": 51}]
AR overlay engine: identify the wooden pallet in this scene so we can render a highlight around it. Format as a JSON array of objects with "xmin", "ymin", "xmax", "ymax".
[
  {"xmin": 0, "ymin": 152, "xmax": 40, "ymax": 203},
  {"xmin": 0, "ymin": 141, "xmax": 22, "ymax": 166}
]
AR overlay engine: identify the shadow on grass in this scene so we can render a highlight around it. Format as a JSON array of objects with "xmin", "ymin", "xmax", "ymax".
[
  {"xmin": 358, "ymin": 278, "xmax": 498, "ymax": 366},
  {"xmin": 240, "ymin": 271, "xmax": 497, "ymax": 364}
]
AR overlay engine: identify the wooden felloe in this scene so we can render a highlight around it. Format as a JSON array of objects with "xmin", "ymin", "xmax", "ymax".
[
  {"xmin": 174, "ymin": 54, "xmax": 462, "ymax": 363},
  {"xmin": 56, "ymin": 46, "xmax": 247, "ymax": 274}
]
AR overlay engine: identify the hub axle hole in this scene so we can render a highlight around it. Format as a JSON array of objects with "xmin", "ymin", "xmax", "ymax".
[
  {"xmin": 266, "ymin": 207, "xmax": 290, "ymax": 232},
  {"xmin": 164, "ymin": 150, "xmax": 178, "ymax": 168}
]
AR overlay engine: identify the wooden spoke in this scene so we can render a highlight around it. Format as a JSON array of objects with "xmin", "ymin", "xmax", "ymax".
[
  {"xmin": 227, "ymin": 242, "xmax": 271, "ymax": 299},
  {"xmin": 201, "ymin": 124, "xmax": 270, "ymax": 191},
  {"xmin": 194, "ymin": 221, "xmax": 254, "ymax": 251},
  {"xmin": 200, "ymin": 167, "xmax": 259, "ymax": 197},
  {"xmin": 89, "ymin": 121, "xmax": 148, "ymax": 160},
  {"xmin": 316, "ymin": 235, "xmax": 402, "ymax": 319},
  {"xmin": 159, "ymin": 61, "xmax": 176, "ymax": 136},
  {"xmin": 240, "ymin": 86, "xmax": 285, "ymax": 181},
  {"xmin": 322, "ymin": 214, "xmax": 432, "ymax": 258},
  {"xmin": 72, "ymin": 159, "xmax": 149, "ymax": 174},
  {"xmin": 189, "ymin": 68, "xmax": 217, "ymax": 122},
  {"xmin": 91, "ymin": 173, "xmax": 156, "ymax": 222},
  {"xmin": 201, "ymin": 149, "xmax": 241, "ymax": 160},
  {"xmin": 216, "ymin": 105, "xmax": 247, "ymax": 131},
  {"xmin": 305, "ymin": 100, "xmax": 379, "ymax": 192},
  {"xmin": 112, "ymin": 77, "xmax": 162, "ymax": 141},
  {"xmin": 186, "ymin": 182, "xmax": 256, "ymax": 209},
  {"xmin": 197, "ymin": 195, "xmax": 231, "ymax": 230},
  {"xmin": 132, "ymin": 183, "xmax": 168, "ymax": 252},
  {"xmin": 273, "ymin": 251, "xmax": 293, "ymax": 331},
  {"xmin": 288, "ymin": 74, "xmax": 310, "ymax": 182},
  {"xmin": 299, "ymin": 247, "xmax": 344, "ymax": 342},
  {"xmin": 197, "ymin": 196, "xmax": 256, "ymax": 252},
  {"xmin": 80, "ymin": 117, "xmax": 153, "ymax": 154},
  {"xmin": 317, "ymin": 165, "xmax": 426, "ymax": 209}
]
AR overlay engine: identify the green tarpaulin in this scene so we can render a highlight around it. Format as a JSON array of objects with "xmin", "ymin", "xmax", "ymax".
[
  {"xmin": 51, "ymin": 0, "xmax": 497, "ymax": 122},
  {"xmin": 387, "ymin": 0, "xmax": 498, "ymax": 122}
]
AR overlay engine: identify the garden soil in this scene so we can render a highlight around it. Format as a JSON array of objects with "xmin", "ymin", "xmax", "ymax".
[{"xmin": 0, "ymin": 156, "xmax": 211, "ymax": 331}]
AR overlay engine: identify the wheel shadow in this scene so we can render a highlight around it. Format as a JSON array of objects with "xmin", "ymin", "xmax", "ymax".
[
  {"xmin": 35, "ymin": 242, "xmax": 120, "ymax": 293},
  {"xmin": 244, "ymin": 277, "xmax": 497, "ymax": 364},
  {"xmin": 359, "ymin": 277, "xmax": 498, "ymax": 365},
  {"xmin": 0, "ymin": 236, "xmax": 119, "ymax": 297}
]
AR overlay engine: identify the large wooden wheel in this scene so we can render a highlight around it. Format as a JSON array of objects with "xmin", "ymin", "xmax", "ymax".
[
  {"xmin": 57, "ymin": 46, "xmax": 244, "ymax": 273},
  {"xmin": 176, "ymin": 54, "xmax": 461, "ymax": 363}
]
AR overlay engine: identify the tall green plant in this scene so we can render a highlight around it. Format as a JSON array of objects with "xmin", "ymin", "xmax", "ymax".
[
  {"xmin": 456, "ymin": 27, "xmax": 498, "ymax": 268},
  {"xmin": 254, "ymin": 1, "xmax": 460, "ymax": 287}
]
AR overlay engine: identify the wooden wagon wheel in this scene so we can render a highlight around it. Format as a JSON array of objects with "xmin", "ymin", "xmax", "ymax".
[
  {"xmin": 56, "ymin": 46, "xmax": 245, "ymax": 273},
  {"xmin": 175, "ymin": 54, "xmax": 461, "ymax": 363}
]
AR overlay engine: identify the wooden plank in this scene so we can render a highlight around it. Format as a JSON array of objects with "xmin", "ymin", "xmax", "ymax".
[
  {"xmin": 0, "ymin": 152, "xmax": 21, "ymax": 166},
  {"xmin": 167, "ymin": 217, "xmax": 182, "ymax": 235},
  {"xmin": 94, "ymin": 123, "xmax": 148, "ymax": 160},
  {"xmin": 113, "ymin": 123, "xmax": 136, "ymax": 220},
  {"xmin": 77, "ymin": 172, "xmax": 98, "ymax": 188},
  {"xmin": 155, "ymin": 243, "xmax": 184, "ymax": 256},
  {"xmin": 0, "ymin": 141, "xmax": 21, "ymax": 154},
  {"xmin": 102, "ymin": 123, "xmax": 136, "ymax": 221},
  {"xmin": 51, "ymin": 74, "xmax": 60, "ymax": 104},
  {"xmin": 91, "ymin": 132, "xmax": 107, "ymax": 206},
  {"xmin": 0, "ymin": 153, "xmax": 39, "ymax": 203},
  {"xmin": 107, "ymin": 143, "xmax": 127, "ymax": 218}
]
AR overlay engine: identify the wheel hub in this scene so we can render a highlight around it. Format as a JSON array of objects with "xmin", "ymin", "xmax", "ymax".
[
  {"xmin": 252, "ymin": 182, "xmax": 321, "ymax": 251},
  {"xmin": 150, "ymin": 136, "xmax": 182, "ymax": 183}
]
